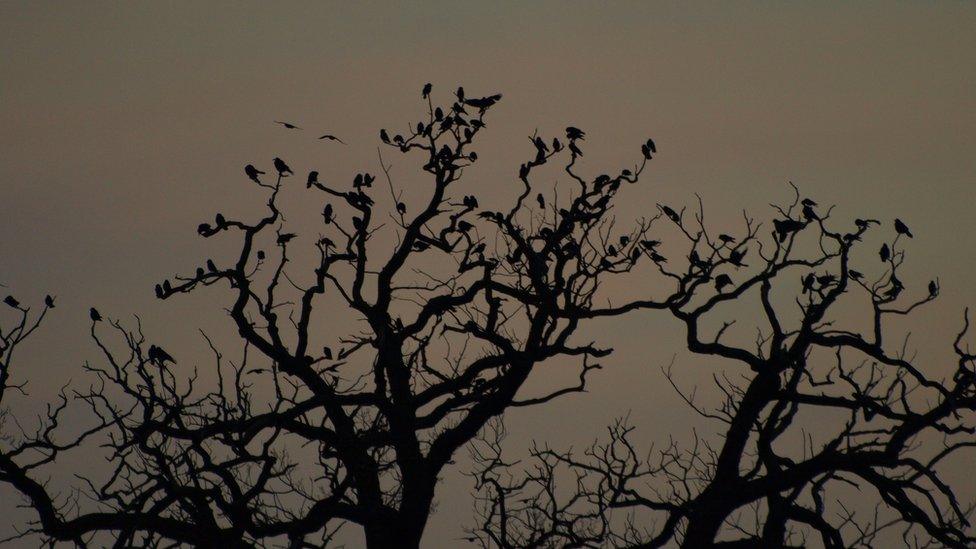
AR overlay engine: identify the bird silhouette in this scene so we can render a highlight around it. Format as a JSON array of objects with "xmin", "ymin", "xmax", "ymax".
[
  {"xmin": 802, "ymin": 204, "xmax": 819, "ymax": 221},
  {"xmin": 147, "ymin": 344, "xmax": 176, "ymax": 366},
  {"xmin": 802, "ymin": 273, "xmax": 815, "ymax": 292},
  {"xmin": 894, "ymin": 218, "xmax": 913, "ymax": 238},
  {"xmin": 274, "ymin": 121, "xmax": 302, "ymax": 130},
  {"xmin": 801, "ymin": 198, "xmax": 818, "ymax": 207},
  {"xmin": 380, "ymin": 129, "xmax": 390, "ymax": 143},
  {"xmin": 45, "ymin": 295, "xmax": 55, "ymax": 308},
  {"xmin": 456, "ymin": 86, "xmax": 465, "ymax": 101},
  {"xmin": 659, "ymin": 204, "xmax": 680, "ymax": 223},
  {"xmin": 318, "ymin": 134, "xmax": 346, "ymax": 144},
  {"xmin": 155, "ymin": 284, "xmax": 163, "ymax": 298},
  {"xmin": 457, "ymin": 220, "xmax": 473, "ymax": 232},
  {"xmin": 536, "ymin": 193, "xmax": 545, "ymax": 209},
  {"xmin": 773, "ymin": 218, "xmax": 806, "ymax": 243},
  {"xmin": 323, "ymin": 346, "xmax": 334, "ymax": 360},
  {"xmin": 422, "ymin": 83, "xmax": 432, "ymax": 99},
  {"xmin": 3, "ymin": 295, "xmax": 20, "ymax": 309},
  {"xmin": 307, "ymin": 171, "xmax": 318, "ymax": 188},
  {"xmin": 849, "ymin": 270, "xmax": 864, "ymax": 280},
  {"xmin": 715, "ymin": 274, "xmax": 733, "ymax": 292},
  {"xmin": 90, "ymin": 307, "xmax": 102, "ymax": 322},
  {"xmin": 256, "ymin": 250, "xmax": 266, "ymax": 260},
  {"xmin": 718, "ymin": 234, "xmax": 735, "ymax": 244},
  {"xmin": 928, "ymin": 280, "xmax": 939, "ymax": 297},
  {"xmin": 323, "ymin": 204, "xmax": 333, "ymax": 224},
  {"xmin": 728, "ymin": 248, "xmax": 747, "ymax": 267},
  {"xmin": 273, "ymin": 157, "xmax": 293, "ymax": 176},
  {"xmin": 855, "ymin": 218, "xmax": 880, "ymax": 229},
  {"xmin": 464, "ymin": 94, "xmax": 502, "ymax": 111},
  {"xmin": 879, "ymin": 243, "xmax": 890, "ymax": 262},
  {"xmin": 244, "ymin": 164, "xmax": 265, "ymax": 184},
  {"xmin": 565, "ymin": 127, "xmax": 585, "ymax": 140},
  {"xmin": 277, "ymin": 233, "xmax": 297, "ymax": 245},
  {"xmin": 206, "ymin": 259, "xmax": 217, "ymax": 272},
  {"xmin": 397, "ymin": 202, "xmax": 407, "ymax": 215}
]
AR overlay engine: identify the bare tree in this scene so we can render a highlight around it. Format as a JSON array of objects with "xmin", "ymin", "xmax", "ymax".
[
  {"xmin": 0, "ymin": 85, "xmax": 676, "ymax": 548},
  {"xmin": 470, "ymin": 188, "xmax": 976, "ymax": 547}
]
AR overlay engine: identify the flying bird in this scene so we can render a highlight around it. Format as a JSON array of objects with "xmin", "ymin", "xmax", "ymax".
[
  {"xmin": 894, "ymin": 218, "xmax": 913, "ymax": 238},
  {"xmin": 244, "ymin": 164, "xmax": 265, "ymax": 184},
  {"xmin": 274, "ymin": 121, "xmax": 302, "ymax": 130},
  {"xmin": 318, "ymin": 134, "xmax": 346, "ymax": 144},
  {"xmin": 273, "ymin": 157, "xmax": 293, "ymax": 176},
  {"xmin": 90, "ymin": 307, "xmax": 102, "ymax": 322}
]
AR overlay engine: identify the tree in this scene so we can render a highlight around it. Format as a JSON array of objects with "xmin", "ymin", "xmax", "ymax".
[
  {"xmin": 470, "ymin": 189, "xmax": 976, "ymax": 547},
  {"xmin": 0, "ymin": 85, "xmax": 676, "ymax": 548}
]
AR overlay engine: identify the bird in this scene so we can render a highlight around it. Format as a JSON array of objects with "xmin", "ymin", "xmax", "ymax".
[
  {"xmin": 928, "ymin": 280, "xmax": 939, "ymax": 297},
  {"xmin": 206, "ymin": 259, "xmax": 217, "ymax": 272},
  {"xmin": 147, "ymin": 344, "xmax": 176, "ymax": 366},
  {"xmin": 659, "ymin": 204, "xmax": 680, "ymax": 223},
  {"xmin": 318, "ymin": 134, "xmax": 346, "ymax": 144},
  {"xmin": 536, "ymin": 193, "xmax": 545, "ymax": 209},
  {"xmin": 273, "ymin": 157, "xmax": 293, "ymax": 176},
  {"xmin": 879, "ymin": 243, "xmax": 890, "ymax": 262},
  {"xmin": 307, "ymin": 171, "xmax": 318, "ymax": 188},
  {"xmin": 256, "ymin": 250, "xmax": 266, "ymax": 260},
  {"xmin": 566, "ymin": 127, "xmax": 585, "ymax": 140},
  {"xmin": 397, "ymin": 202, "xmax": 407, "ymax": 215},
  {"xmin": 323, "ymin": 204, "xmax": 334, "ymax": 224},
  {"xmin": 728, "ymin": 248, "xmax": 747, "ymax": 267},
  {"xmin": 817, "ymin": 274, "xmax": 836, "ymax": 286},
  {"xmin": 155, "ymin": 284, "xmax": 164, "ymax": 298},
  {"xmin": 802, "ymin": 204, "xmax": 819, "ymax": 222},
  {"xmin": 773, "ymin": 218, "xmax": 806, "ymax": 243},
  {"xmin": 422, "ymin": 82, "xmax": 432, "ymax": 99},
  {"xmin": 323, "ymin": 346, "xmax": 333, "ymax": 360},
  {"xmin": 641, "ymin": 239, "xmax": 661, "ymax": 250},
  {"xmin": 244, "ymin": 164, "xmax": 265, "ymax": 184},
  {"xmin": 456, "ymin": 86, "xmax": 465, "ymax": 101},
  {"xmin": 3, "ymin": 295, "xmax": 20, "ymax": 309},
  {"xmin": 45, "ymin": 295, "xmax": 55, "ymax": 308},
  {"xmin": 715, "ymin": 274, "xmax": 733, "ymax": 293},
  {"xmin": 894, "ymin": 218, "xmax": 913, "ymax": 238},
  {"xmin": 464, "ymin": 94, "xmax": 502, "ymax": 111},
  {"xmin": 801, "ymin": 198, "xmax": 818, "ymax": 207},
  {"xmin": 855, "ymin": 218, "xmax": 880, "ymax": 229},
  {"xmin": 274, "ymin": 121, "xmax": 302, "ymax": 130},
  {"xmin": 802, "ymin": 273, "xmax": 816, "ymax": 292},
  {"xmin": 718, "ymin": 234, "xmax": 736, "ymax": 244},
  {"xmin": 277, "ymin": 233, "xmax": 297, "ymax": 245},
  {"xmin": 380, "ymin": 129, "xmax": 390, "ymax": 143},
  {"xmin": 90, "ymin": 307, "xmax": 102, "ymax": 322},
  {"xmin": 849, "ymin": 270, "xmax": 864, "ymax": 280}
]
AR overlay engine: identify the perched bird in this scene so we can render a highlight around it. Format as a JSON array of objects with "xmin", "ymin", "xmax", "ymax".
[
  {"xmin": 802, "ymin": 204, "xmax": 819, "ymax": 221},
  {"xmin": 802, "ymin": 273, "xmax": 815, "ymax": 292},
  {"xmin": 45, "ymin": 295, "xmax": 55, "ymax": 308},
  {"xmin": 659, "ymin": 204, "xmax": 680, "ymax": 223},
  {"xmin": 456, "ymin": 86, "xmax": 465, "ymax": 101},
  {"xmin": 323, "ymin": 346, "xmax": 333, "ymax": 360},
  {"xmin": 641, "ymin": 239, "xmax": 661, "ymax": 250},
  {"xmin": 277, "ymin": 233, "xmax": 297, "ymax": 245},
  {"xmin": 155, "ymin": 284, "xmax": 164, "ymax": 298},
  {"xmin": 380, "ymin": 129, "xmax": 390, "ymax": 143},
  {"xmin": 3, "ymin": 295, "xmax": 20, "ymax": 309},
  {"xmin": 817, "ymin": 274, "xmax": 836, "ymax": 286},
  {"xmin": 894, "ymin": 218, "xmax": 913, "ymax": 238},
  {"xmin": 318, "ymin": 134, "xmax": 346, "ymax": 144},
  {"xmin": 422, "ymin": 83, "xmax": 432, "ymax": 99},
  {"xmin": 163, "ymin": 280, "xmax": 172, "ymax": 293},
  {"xmin": 206, "ymin": 259, "xmax": 217, "ymax": 272},
  {"xmin": 197, "ymin": 223, "xmax": 212, "ymax": 235},
  {"xmin": 773, "ymin": 218, "xmax": 806, "ymax": 243},
  {"xmin": 244, "ymin": 164, "xmax": 265, "ymax": 184},
  {"xmin": 715, "ymin": 274, "xmax": 733, "ymax": 293},
  {"xmin": 397, "ymin": 202, "xmax": 407, "ymax": 215},
  {"xmin": 464, "ymin": 94, "xmax": 502, "ymax": 111},
  {"xmin": 256, "ymin": 250, "xmax": 266, "ymax": 260},
  {"xmin": 728, "ymin": 248, "xmax": 747, "ymax": 267},
  {"xmin": 536, "ymin": 193, "xmax": 545, "ymax": 209},
  {"xmin": 566, "ymin": 126, "xmax": 585, "ymax": 140},
  {"xmin": 879, "ymin": 243, "xmax": 890, "ymax": 262},
  {"xmin": 650, "ymin": 252, "xmax": 667, "ymax": 263},
  {"xmin": 195, "ymin": 267, "xmax": 205, "ymax": 278},
  {"xmin": 307, "ymin": 171, "xmax": 318, "ymax": 188},
  {"xmin": 147, "ymin": 344, "xmax": 176, "ymax": 366},
  {"xmin": 457, "ymin": 220, "xmax": 474, "ymax": 232},
  {"xmin": 323, "ymin": 203, "xmax": 334, "ymax": 224},
  {"xmin": 928, "ymin": 280, "xmax": 939, "ymax": 298},
  {"xmin": 273, "ymin": 157, "xmax": 293, "ymax": 176},
  {"xmin": 801, "ymin": 198, "xmax": 818, "ymax": 207},
  {"xmin": 90, "ymin": 307, "xmax": 102, "ymax": 322},
  {"xmin": 274, "ymin": 121, "xmax": 302, "ymax": 130},
  {"xmin": 849, "ymin": 270, "xmax": 864, "ymax": 280},
  {"xmin": 718, "ymin": 234, "xmax": 736, "ymax": 244}
]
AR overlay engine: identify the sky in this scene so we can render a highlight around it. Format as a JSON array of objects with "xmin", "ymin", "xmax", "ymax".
[{"xmin": 1, "ymin": 2, "xmax": 975, "ymax": 546}]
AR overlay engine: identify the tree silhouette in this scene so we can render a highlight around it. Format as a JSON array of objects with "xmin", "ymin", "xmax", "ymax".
[
  {"xmin": 0, "ymin": 85, "xmax": 680, "ymax": 548},
  {"xmin": 469, "ymin": 188, "xmax": 976, "ymax": 548}
]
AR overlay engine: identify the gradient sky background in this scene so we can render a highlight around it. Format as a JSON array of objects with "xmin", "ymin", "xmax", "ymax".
[{"xmin": 1, "ymin": 2, "xmax": 975, "ymax": 546}]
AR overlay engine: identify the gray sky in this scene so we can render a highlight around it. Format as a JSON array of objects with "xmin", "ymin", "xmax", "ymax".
[{"xmin": 1, "ymin": 2, "xmax": 975, "ymax": 546}]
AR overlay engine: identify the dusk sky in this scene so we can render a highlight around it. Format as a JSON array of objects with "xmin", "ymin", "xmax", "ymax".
[{"xmin": 1, "ymin": 3, "xmax": 975, "ymax": 546}]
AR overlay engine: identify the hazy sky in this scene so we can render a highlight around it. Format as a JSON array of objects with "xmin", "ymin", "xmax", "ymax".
[{"xmin": 1, "ymin": 2, "xmax": 975, "ymax": 546}]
